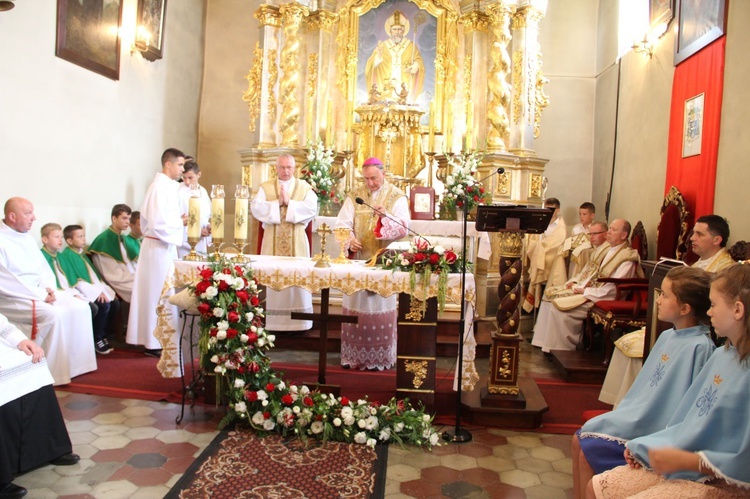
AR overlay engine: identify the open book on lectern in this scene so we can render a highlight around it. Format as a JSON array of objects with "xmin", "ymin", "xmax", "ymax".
[{"xmin": 474, "ymin": 205, "xmax": 554, "ymax": 234}]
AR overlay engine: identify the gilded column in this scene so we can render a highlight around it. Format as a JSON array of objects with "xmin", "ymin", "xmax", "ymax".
[
  {"xmin": 459, "ymin": 10, "xmax": 489, "ymax": 152},
  {"xmin": 306, "ymin": 10, "xmax": 337, "ymax": 146},
  {"xmin": 279, "ymin": 2, "xmax": 309, "ymax": 147},
  {"xmin": 245, "ymin": 5, "xmax": 282, "ymax": 148},
  {"xmin": 485, "ymin": 2, "xmax": 515, "ymax": 152},
  {"xmin": 509, "ymin": 3, "xmax": 548, "ymax": 155}
]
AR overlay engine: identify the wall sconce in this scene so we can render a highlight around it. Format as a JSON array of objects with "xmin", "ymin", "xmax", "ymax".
[
  {"xmin": 131, "ymin": 25, "xmax": 151, "ymax": 56},
  {"xmin": 632, "ymin": 36, "xmax": 654, "ymax": 58}
]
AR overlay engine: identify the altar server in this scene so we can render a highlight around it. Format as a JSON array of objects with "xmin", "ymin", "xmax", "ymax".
[
  {"xmin": 89, "ymin": 204, "xmax": 139, "ymax": 302},
  {"xmin": 126, "ymin": 148, "xmax": 186, "ymax": 355},
  {"xmin": 177, "ymin": 159, "xmax": 212, "ymax": 257}
]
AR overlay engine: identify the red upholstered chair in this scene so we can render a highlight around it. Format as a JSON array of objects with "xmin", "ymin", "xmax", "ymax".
[
  {"xmin": 656, "ymin": 186, "xmax": 691, "ymax": 261},
  {"xmin": 585, "ymin": 222, "xmax": 648, "ymax": 367}
]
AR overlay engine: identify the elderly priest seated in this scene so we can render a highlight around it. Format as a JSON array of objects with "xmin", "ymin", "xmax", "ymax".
[
  {"xmin": 0, "ymin": 313, "xmax": 80, "ymax": 499},
  {"xmin": 531, "ymin": 219, "xmax": 643, "ymax": 353}
]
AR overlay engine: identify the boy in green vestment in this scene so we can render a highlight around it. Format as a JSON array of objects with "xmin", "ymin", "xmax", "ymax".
[{"xmin": 62, "ymin": 225, "xmax": 119, "ymax": 354}]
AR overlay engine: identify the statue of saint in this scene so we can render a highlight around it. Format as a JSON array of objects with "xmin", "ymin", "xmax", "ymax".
[{"xmin": 365, "ymin": 10, "xmax": 425, "ymax": 102}]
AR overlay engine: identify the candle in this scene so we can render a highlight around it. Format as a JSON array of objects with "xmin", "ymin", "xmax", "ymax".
[
  {"xmin": 325, "ymin": 101, "xmax": 333, "ymax": 149},
  {"xmin": 187, "ymin": 197, "xmax": 201, "ymax": 239},
  {"xmin": 211, "ymin": 198, "xmax": 224, "ymax": 239},
  {"xmin": 234, "ymin": 198, "xmax": 248, "ymax": 240},
  {"xmin": 428, "ymin": 102, "xmax": 435, "ymax": 152}
]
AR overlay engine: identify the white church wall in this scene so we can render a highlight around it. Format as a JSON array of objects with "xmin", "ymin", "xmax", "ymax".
[
  {"xmin": 535, "ymin": 0, "xmax": 599, "ymax": 227},
  {"xmin": 0, "ymin": 0, "xmax": 205, "ymax": 243}
]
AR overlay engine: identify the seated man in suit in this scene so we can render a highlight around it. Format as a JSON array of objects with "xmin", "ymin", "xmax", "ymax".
[{"xmin": 531, "ymin": 219, "xmax": 643, "ymax": 353}]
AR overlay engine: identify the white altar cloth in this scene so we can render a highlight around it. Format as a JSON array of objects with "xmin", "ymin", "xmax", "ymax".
[{"xmin": 153, "ymin": 255, "xmax": 478, "ymax": 391}]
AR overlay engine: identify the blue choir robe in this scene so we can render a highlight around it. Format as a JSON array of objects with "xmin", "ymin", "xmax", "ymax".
[{"xmin": 628, "ymin": 345, "xmax": 750, "ymax": 488}]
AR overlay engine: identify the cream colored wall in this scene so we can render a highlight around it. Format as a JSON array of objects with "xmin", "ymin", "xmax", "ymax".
[
  {"xmin": 535, "ymin": 0, "xmax": 598, "ymax": 227},
  {"xmin": 714, "ymin": 0, "xmax": 750, "ymax": 241},
  {"xmin": 0, "ymin": 0, "xmax": 205, "ymax": 244}
]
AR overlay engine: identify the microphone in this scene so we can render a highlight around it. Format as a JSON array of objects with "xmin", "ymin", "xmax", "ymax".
[{"xmin": 354, "ymin": 197, "xmax": 431, "ymax": 246}]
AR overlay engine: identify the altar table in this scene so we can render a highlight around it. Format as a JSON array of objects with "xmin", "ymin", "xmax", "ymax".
[{"xmin": 153, "ymin": 255, "xmax": 479, "ymax": 400}]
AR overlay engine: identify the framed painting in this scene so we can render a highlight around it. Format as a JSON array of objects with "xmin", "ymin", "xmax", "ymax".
[
  {"xmin": 682, "ymin": 93, "xmax": 704, "ymax": 158},
  {"xmin": 674, "ymin": 0, "xmax": 728, "ymax": 65},
  {"xmin": 136, "ymin": 0, "xmax": 168, "ymax": 62},
  {"xmin": 649, "ymin": 0, "xmax": 673, "ymax": 30},
  {"xmin": 55, "ymin": 0, "xmax": 124, "ymax": 80}
]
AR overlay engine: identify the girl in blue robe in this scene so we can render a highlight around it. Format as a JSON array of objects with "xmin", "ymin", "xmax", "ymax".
[
  {"xmin": 573, "ymin": 266, "xmax": 715, "ymax": 498},
  {"xmin": 590, "ymin": 263, "xmax": 750, "ymax": 498}
]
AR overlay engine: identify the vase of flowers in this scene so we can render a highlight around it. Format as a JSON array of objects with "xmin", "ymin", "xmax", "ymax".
[
  {"xmin": 443, "ymin": 151, "xmax": 490, "ymax": 220},
  {"xmin": 378, "ymin": 238, "xmax": 462, "ymax": 313},
  {"xmin": 188, "ymin": 258, "xmax": 442, "ymax": 448},
  {"xmin": 301, "ymin": 141, "xmax": 344, "ymax": 215}
]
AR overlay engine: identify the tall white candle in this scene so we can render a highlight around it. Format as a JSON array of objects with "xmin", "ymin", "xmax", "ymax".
[
  {"xmin": 187, "ymin": 197, "xmax": 201, "ymax": 239},
  {"xmin": 211, "ymin": 198, "xmax": 224, "ymax": 239},
  {"xmin": 235, "ymin": 198, "xmax": 249, "ymax": 240}
]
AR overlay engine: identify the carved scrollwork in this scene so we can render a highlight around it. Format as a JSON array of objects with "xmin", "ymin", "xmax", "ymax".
[
  {"xmin": 405, "ymin": 360, "xmax": 428, "ymax": 389},
  {"xmin": 242, "ymin": 43, "xmax": 263, "ymax": 133}
]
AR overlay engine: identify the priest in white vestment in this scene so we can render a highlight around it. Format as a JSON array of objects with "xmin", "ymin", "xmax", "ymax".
[
  {"xmin": 0, "ymin": 313, "xmax": 79, "ymax": 497},
  {"xmin": 0, "ymin": 197, "xmax": 96, "ymax": 385},
  {"xmin": 251, "ymin": 153, "xmax": 318, "ymax": 331},
  {"xmin": 335, "ymin": 158, "xmax": 409, "ymax": 370},
  {"xmin": 126, "ymin": 148, "xmax": 186, "ymax": 352},
  {"xmin": 89, "ymin": 204, "xmax": 139, "ymax": 302},
  {"xmin": 523, "ymin": 198, "xmax": 567, "ymax": 312},
  {"xmin": 532, "ymin": 219, "xmax": 643, "ymax": 353}
]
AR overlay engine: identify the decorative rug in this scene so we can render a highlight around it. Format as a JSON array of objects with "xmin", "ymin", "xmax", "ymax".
[{"xmin": 166, "ymin": 426, "xmax": 388, "ymax": 498}]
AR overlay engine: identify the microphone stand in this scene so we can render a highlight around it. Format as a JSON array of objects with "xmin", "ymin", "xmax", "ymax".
[
  {"xmin": 442, "ymin": 193, "xmax": 472, "ymax": 443},
  {"xmin": 443, "ymin": 166, "xmax": 503, "ymax": 444}
]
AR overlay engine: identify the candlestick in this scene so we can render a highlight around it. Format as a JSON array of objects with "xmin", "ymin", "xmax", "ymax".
[
  {"xmin": 428, "ymin": 102, "xmax": 435, "ymax": 153},
  {"xmin": 210, "ymin": 185, "xmax": 225, "ymax": 261},
  {"xmin": 235, "ymin": 198, "xmax": 248, "ymax": 239},
  {"xmin": 187, "ymin": 193, "xmax": 201, "ymax": 240}
]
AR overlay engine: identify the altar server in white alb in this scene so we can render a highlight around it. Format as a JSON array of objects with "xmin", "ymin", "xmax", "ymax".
[
  {"xmin": 335, "ymin": 157, "xmax": 410, "ymax": 370},
  {"xmin": 0, "ymin": 313, "xmax": 80, "ymax": 499},
  {"xmin": 127, "ymin": 148, "xmax": 186, "ymax": 355},
  {"xmin": 251, "ymin": 153, "xmax": 318, "ymax": 331},
  {"xmin": 0, "ymin": 197, "xmax": 97, "ymax": 385},
  {"xmin": 177, "ymin": 159, "xmax": 212, "ymax": 258}
]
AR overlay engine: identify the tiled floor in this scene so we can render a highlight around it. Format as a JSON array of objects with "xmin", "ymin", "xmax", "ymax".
[{"xmin": 13, "ymin": 331, "xmax": 575, "ymax": 498}]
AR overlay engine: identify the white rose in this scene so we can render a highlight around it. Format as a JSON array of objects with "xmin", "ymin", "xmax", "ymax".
[
  {"xmin": 341, "ymin": 407, "xmax": 353, "ymax": 418},
  {"xmin": 278, "ymin": 381, "xmax": 286, "ymax": 391},
  {"xmin": 210, "ymin": 355, "xmax": 219, "ymax": 363},
  {"xmin": 366, "ymin": 438, "xmax": 377, "ymax": 448},
  {"xmin": 293, "ymin": 406, "xmax": 301, "ymax": 414},
  {"xmin": 290, "ymin": 385, "xmax": 298, "ymax": 394},
  {"xmin": 203, "ymin": 286, "xmax": 218, "ymax": 299},
  {"xmin": 240, "ymin": 334, "xmax": 249, "ymax": 343},
  {"xmin": 333, "ymin": 417, "xmax": 342, "ymax": 427},
  {"xmin": 300, "ymin": 385, "xmax": 309, "ymax": 395},
  {"xmin": 434, "ymin": 245, "xmax": 446, "ymax": 255},
  {"xmin": 232, "ymin": 277, "xmax": 245, "ymax": 289},
  {"xmin": 429, "ymin": 432, "xmax": 439, "ymax": 446},
  {"xmin": 256, "ymin": 390, "xmax": 268, "ymax": 400},
  {"xmin": 379, "ymin": 428, "xmax": 391, "ymax": 441},
  {"xmin": 234, "ymin": 379, "xmax": 245, "ymax": 388},
  {"xmin": 354, "ymin": 432, "xmax": 367, "ymax": 444},
  {"xmin": 257, "ymin": 338, "xmax": 266, "ymax": 347},
  {"xmin": 311, "ymin": 421, "xmax": 324, "ymax": 434},
  {"xmin": 394, "ymin": 422, "xmax": 405, "ymax": 432},
  {"xmin": 217, "ymin": 320, "xmax": 229, "ymax": 331},
  {"xmin": 365, "ymin": 416, "xmax": 378, "ymax": 430},
  {"xmin": 262, "ymin": 419, "xmax": 275, "ymax": 430},
  {"xmin": 216, "ymin": 330, "xmax": 227, "ymax": 340},
  {"xmin": 357, "ymin": 419, "xmax": 366, "ymax": 429},
  {"xmin": 267, "ymin": 334, "xmax": 276, "ymax": 344},
  {"xmin": 245, "ymin": 312, "xmax": 254, "ymax": 322},
  {"xmin": 251, "ymin": 411, "xmax": 264, "ymax": 425},
  {"xmin": 234, "ymin": 401, "xmax": 247, "ymax": 414},
  {"xmin": 214, "ymin": 365, "xmax": 224, "ymax": 374},
  {"xmin": 344, "ymin": 415, "xmax": 355, "ymax": 426},
  {"xmin": 262, "ymin": 400, "xmax": 268, "ymax": 407},
  {"xmin": 423, "ymin": 414, "xmax": 431, "ymax": 422}
]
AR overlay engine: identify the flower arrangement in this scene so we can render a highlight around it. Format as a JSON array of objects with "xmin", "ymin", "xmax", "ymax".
[
  {"xmin": 379, "ymin": 238, "xmax": 462, "ymax": 313},
  {"xmin": 301, "ymin": 140, "xmax": 344, "ymax": 207},
  {"xmin": 443, "ymin": 150, "xmax": 490, "ymax": 214},
  {"xmin": 190, "ymin": 258, "xmax": 441, "ymax": 448}
]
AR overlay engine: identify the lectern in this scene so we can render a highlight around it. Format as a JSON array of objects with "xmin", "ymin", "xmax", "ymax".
[{"xmin": 475, "ymin": 205, "xmax": 553, "ymax": 408}]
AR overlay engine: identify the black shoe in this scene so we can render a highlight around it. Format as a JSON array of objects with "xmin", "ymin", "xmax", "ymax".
[
  {"xmin": 95, "ymin": 339, "xmax": 113, "ymax": 355},
  {"xmin": 0, "ymin": 483, "xmax": 27, "ymax": 499},
  {"xmin": 144, "ymin": 349, "xmax": 162, "ymax": 358},
  {"xmin": 50, "ymin": 453, "xmax": 80, "ymax": 466}
]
